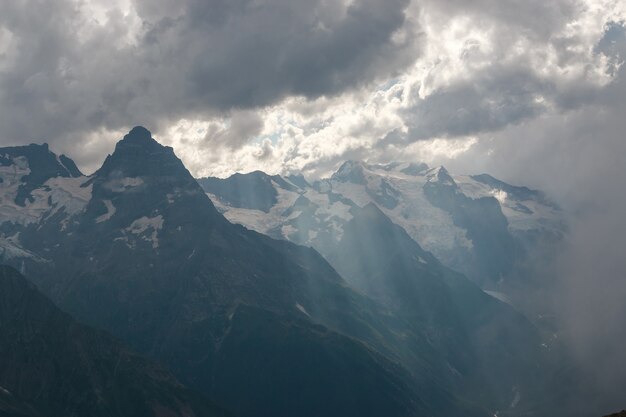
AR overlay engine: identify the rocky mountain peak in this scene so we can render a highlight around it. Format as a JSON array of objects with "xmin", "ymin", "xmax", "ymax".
[
  {"xmin": 0, "ymin": 143, "xmax": 84, "ymax": 206},
  {"xmin": 96, "ymin": 127, "xmax": 190, "ymax": 180},
  {"xmin": 331, "ymin": 160, "xmax": 368, "ymax": 184},
  {"xmin": 425, "ymin": 166, "xmax": 456, "ymax": 187}
]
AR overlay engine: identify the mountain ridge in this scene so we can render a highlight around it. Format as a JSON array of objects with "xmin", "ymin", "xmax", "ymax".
[{"xmin": 201, "ymin": 159, "xmax": 565, "ymax": 295}]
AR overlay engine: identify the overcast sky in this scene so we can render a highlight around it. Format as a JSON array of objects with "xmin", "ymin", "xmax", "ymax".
[
  {"xmin": 1, "ymin": 0, "xmax": 626, "ymax": 402},
  {"xmin": 0, "ymin": 0, "xmax": 622, "ymax": 184}
]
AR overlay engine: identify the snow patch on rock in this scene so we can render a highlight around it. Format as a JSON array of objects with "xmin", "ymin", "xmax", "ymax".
[
  {"xmin": 95, "ymin": 200, "xmax": 116, "ymax": 223},
  {"xmin": 0, "ymin": 158, "xmax": 92, "ymax": 226},
  {"xmin": 126, "ymin": 215, "xmax": 164, "ymax": 248},
  {"xmin": 295, "ymin": 303, "xmax": 311, "ymax": 317},
  {"xmin": 103, "ymin": 176, "xmax": 145, "ymax": 192}
]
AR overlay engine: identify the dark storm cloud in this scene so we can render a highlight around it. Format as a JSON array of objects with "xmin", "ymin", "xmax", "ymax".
[
  {"xmin": 403, "ymin": 69, "xmax": 550, "ymax": 140},
  {"xmin": 400, "ymin": 61, "xmax": 614, "ymax": 142},
  {"xmin": 0, "ymin": 0, "xmax": 143, "ymax": 162},
  {"xmin": 0, "ymin": 0, "xmax": 418, "ymax": 160},
  {"xmin": 158, "ymin": 0, "xmax": 418, "ymax": 107}
]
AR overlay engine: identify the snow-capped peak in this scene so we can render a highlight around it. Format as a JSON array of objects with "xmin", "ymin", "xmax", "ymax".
[
  {"xmin": 331, "ymin": 161, "xmax": 369, "ymax": 184},
  {"xmin": 200, "ymin": 160, "xmax": 564, "ymax": 286},
  {"xmin": 425, "ymin": 166, "xmax": 456, "ymax": 187},
  {"xmin": 0, "ymin": 144, "xmax": 92, "ymax": 229}
]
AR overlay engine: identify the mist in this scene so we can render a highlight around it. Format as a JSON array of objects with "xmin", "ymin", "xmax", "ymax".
[{"xmin": 433, "ymin": 34, "xmax": 626, "ymax": 410}]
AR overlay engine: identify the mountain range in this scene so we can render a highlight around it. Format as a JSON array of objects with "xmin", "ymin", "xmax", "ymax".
[
  {"xmin": 0, "ymin": 127, "xmax": 599, "ymax": 416},
  {"xmin": 199, "ymin": 160, "xmax": 565, "ymax": 302}
]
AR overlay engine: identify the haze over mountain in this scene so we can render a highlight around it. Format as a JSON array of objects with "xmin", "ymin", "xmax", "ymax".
[
  {"xmin": 200, "ymin": 160, "xmax": 564, "ymax": 311},
  {"xmin": 1, "ymin": 127, "xmax": 610, "ymax": 416}
]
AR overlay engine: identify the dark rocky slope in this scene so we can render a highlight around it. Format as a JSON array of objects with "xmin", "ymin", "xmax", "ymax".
[{"xmin": 0, "ymin": 265, "xmax": 230, "ymax": 417}]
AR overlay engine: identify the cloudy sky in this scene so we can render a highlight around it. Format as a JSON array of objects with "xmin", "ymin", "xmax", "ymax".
[
  {"xmin": 0, "ymin": 0, "xmax": 622, "ymax": 184},
  {"xmin": 1, "ymin": 0, "xmax": 626, "ymax": 401}
]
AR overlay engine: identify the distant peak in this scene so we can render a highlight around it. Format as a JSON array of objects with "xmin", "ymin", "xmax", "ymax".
[
  {"xmin": 96, "ymin": 127, "xmax": 189, "ymax": 179},
  {"xmin": 425, "ymin": 166, "xmax": 456, "ymax": 187},
  {"xmin": 331, "ymin": 161, "xmax": 368, "ymax": 184},
  {"xmin": 434, "ymin": 166, "xmax": 449, "ymax": 175},
  {"xmin": 0, "ymin": 142, "xmax": 49, "ymax": 154},
  {"xmin": 285, "ymin": 174, "xmax": 310, "ymax": 189},
  {"xmin": 339, "ymin": 160, "xmax": 361, "ymax": 168}
]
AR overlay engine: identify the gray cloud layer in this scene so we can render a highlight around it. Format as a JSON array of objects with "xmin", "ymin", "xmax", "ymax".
[
  {"xmin": 0, "ymin": 0, "xmax": 417, "ymax": 158},
  {"xmin": 0, "ymin": 0, "xmax": 621, "ymax": 174}
]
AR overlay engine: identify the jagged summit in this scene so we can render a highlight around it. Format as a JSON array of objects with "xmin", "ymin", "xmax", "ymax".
[
  {"xmin": 471, "ymin": 173, "xmax": 557, "ymax": 208},
  {"xmin": 0, "ymin": 142, "xmax": 49, "ymax": 155},
  {"xmin": 126, "ymin": 125, "xmax": 152, "ymax": 140},
  {"xmin": 369, "ymin": 162, "xmax": 429, "ymax": 175},
  {"xmin": 331, "ymin": 160, "xmax": 433, "ymax": 184},
  {"xmin": 0, "ymin": 142, "xmax": 84, "ymax": 206},
  {"xmin": 199, "ymin": 170, "xmax": 285, "ymax": 212},
  {"xmin": 96, "ymin": 127, "xmax": 189, "ymax": 179},
  {"xmin": 285, "ymin": 173, "xmax": 310, "ymax": 189},
  {"xmin": 425, "ymin": 166, "xmax": 456, "ymax": 187},
  {"xmin": 331, "ymin": 160, "xmax": 368, "ymax": 184},
  {"xmin": 0, "ymin": 142, "xmax": 82, "ymax": 178},
  {"xmin": 83, "ymin": 125, "xmax": 224, "ymax": 231},
  {"xmin": 113, "ymin": 126, "xmax": 163, "ymax": 152}
]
